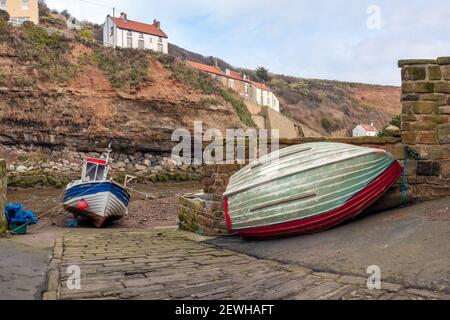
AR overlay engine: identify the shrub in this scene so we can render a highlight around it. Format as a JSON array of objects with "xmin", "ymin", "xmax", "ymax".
[
  {"xmin": 220, "ymin": 88, "xmax": 256, "ymax": 127},
  {"xmin": 377, "ymin": 115, "xmax": 401, "ymax": 137},
  {"xmin": 321, "ymin": 118, "xmax": 342, "ymax": 133},
  {"xmin": 159, "ymin": 56, "xmax": 255, "ymax": 127},
  {"xmin": 0, "ymin": 9, "xmax": 9, "ymax": 22},
  {"xmin": 0, "ymin": 73, "xmax": 6, "ymax": 86},
  {"xmin": 12, "ymin": 22, "xmax": 75, "ymax": 83},
  {"xmin": 0, "ymin": 15, "xmax": 11, "ymax": 42},
  {"xmin": 93, "ymin": 48, "xmax": 150, "ymax": 89},
  {"xmin": 79, "ymin": 28, "xmax": 93, "ymax": 40},
  {"xmin": 164, "ymin": 59, "xmax": 220, "ymax": 95}
]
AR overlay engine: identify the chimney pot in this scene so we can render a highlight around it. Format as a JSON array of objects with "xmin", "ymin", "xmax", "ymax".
[
  {"xmin": 120, "ymin": 12, "xmax": 128, "ymax": 21},
  {"xmin": 153, "ymin": 19, "xmax": 161, "ymax": 29}
]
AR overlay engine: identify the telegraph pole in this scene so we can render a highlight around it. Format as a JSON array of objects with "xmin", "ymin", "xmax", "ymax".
[{"xmin": 112, "ymin": 6, "xmax": 116, "ymax": 48}]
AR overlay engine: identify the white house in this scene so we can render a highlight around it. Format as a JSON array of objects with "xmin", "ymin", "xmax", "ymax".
[
  {"xmin": 103, "ymin": 13, "xmax": 168, "ymax": 54},
  {"xmin": 352, "ymin": 122, "xmax": 379, "ymax": 137},
  {"xmin": 250, "ymin": 81, "xmax": 280, "ymax": 112}
]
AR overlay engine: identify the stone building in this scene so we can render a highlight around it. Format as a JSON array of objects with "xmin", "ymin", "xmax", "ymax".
[
  {"xmin": 186, "ymin": 60, "xmax": 280, "ymax": 112},
  {"xmin": 353, "ymin": 122, "xmax": 379, "ymax": 137},
  {"xmin": 103, "ymin": 13, "xmax": 168, "ymax": 54},
  {"xmin": 0, "ymin": 0, "xmax": 39, "ymax": 25}
]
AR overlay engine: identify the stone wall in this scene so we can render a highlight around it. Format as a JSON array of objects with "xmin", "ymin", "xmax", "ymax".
[
  {"xmin": 2, "ymin": 145, "xmax": 206, "ymax": 188},
  {"xmin": 399, "ymin": 57, "xmax": 450, "ymax": 199},
  {"xmin": 0, "ymin": 159, "xmax": 7, "ymax": 235}
]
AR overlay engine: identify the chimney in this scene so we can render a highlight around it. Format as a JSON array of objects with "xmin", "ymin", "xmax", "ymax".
[
  {"xmin": 153, "ymin": 19, "xmax": 161, "ymax": 29},
  {"xmin": 225, "ymin": 69, "xmax": 231, "ymax": 75},
  {"xmin": 370, "ymin": 121, "xmax": 374, "ymax": 127},
  {"xmin": 120, "ymin": 12, "xmax": 128, "ymax": 21},
  {"xmin": 213, "ymin": 57, "xmax": 218, "ymax": 68}
]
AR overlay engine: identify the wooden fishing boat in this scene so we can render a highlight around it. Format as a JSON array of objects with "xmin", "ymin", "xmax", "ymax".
[
  {"xmin": 224, "ymin": 142, "xmax": 403, "ymax": 239},
  {"xmin": 63, "ymin": 148, "xmax": 130, "ymax": 228}
]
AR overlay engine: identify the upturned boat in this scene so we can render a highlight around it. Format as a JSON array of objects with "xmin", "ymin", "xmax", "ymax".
[
  {"xmin": 224, "ymin": 142, "xmax": 403, "ymax": 239},
  {"xmin": 63, "ymin": 148, "xmax": 130, "ymax": 228}
]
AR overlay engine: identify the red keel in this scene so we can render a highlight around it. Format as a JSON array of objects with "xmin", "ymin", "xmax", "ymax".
[{"xmin": 229, "ymin": 161, "xmax": 403, "ymax": 239}]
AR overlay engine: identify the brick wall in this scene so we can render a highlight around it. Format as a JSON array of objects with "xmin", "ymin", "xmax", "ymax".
[
  {"xmin": 0, "ymin": 159, "xmax": 7, "ymax": 235},
  {"xmin": 399, "ymin": 57, "xmax": 450, "ymax": 199}
]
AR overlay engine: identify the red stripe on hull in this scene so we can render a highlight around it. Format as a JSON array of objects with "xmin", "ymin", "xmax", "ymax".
[{"xmin": 233, "ymin": 161, "xmax": 403, "ymax": 239}]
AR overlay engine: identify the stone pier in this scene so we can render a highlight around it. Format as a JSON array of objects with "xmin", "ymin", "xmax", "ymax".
[
  {"xmin": 0, "ymin": 159, "xmax": 7, "ymax": 235},
  {"xmin": 399, "ymin": 57, "xmax": 450, "ymax": 200}
]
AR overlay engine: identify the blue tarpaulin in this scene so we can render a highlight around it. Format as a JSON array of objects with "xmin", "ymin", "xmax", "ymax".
[{"xmin": 4, "ymin": 204, "xmax": 38, "ymax": 225}]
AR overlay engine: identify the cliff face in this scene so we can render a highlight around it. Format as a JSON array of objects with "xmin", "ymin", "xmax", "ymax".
[{"xmin": 0, "ymin": 32, "xmax": 246, "ymax": 154}]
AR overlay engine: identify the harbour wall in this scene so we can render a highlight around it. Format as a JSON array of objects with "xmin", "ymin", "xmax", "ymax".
[{"xmin": 180, "ymin": 57, "xmax": 450, "ymax": 236}]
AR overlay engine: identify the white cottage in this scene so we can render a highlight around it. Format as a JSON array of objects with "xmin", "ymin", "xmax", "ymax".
[
  {"xmin": 103, "ymin": 13, "xmax": 168, "ymax": 54},
  {"xmin": 352, "ymin": 122, "xmax": 379, "ymax": 137},
  {"xmin": 250, "ymin": 81, "xmax": 280, "ymax": 112}
]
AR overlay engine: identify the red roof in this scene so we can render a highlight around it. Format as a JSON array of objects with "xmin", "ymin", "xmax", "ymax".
[
  {"xmin": 186, "ymin": 60, "xmax": 225, "ymax": 76},
  {"xmin": 186, "ymin": 61, "xmax": 272, "ymax": 91},
  {"xmin": 360, "ymin": 124, "xmax": 378, "ymax": 132},
  {"xmin": 224, "ymin": 70, "xmax": 244, "ymax": 81},
  {"xmin": 250, "ymin": 80, "xmax": 272, "ymax": 92},
  {"xmin": 112, "ymin": 17, "xmax": 168, "ymax": 38}
]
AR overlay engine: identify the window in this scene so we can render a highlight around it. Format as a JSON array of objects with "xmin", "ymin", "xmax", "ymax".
[
  {"xmin": 110, "ymin": 26, "xmax": 114, "ymax": 37},
  {"xmin": 157, "ymin": 42, "xmax": 163, "ymax": 52},
  {"xmin": 139, "ymin": 32, "xmax": 144, "ymax": 39},
  {"xmin": 138, "ymin": 39, "xmax": 144, "ymax": 49},
  {"xmin": 83, "ymin": 163, "xmax": 107, "ymax": 181},
  {"xmin": 127, "ymin": 37, "xmax": 133, "ymax": 48},
  {"xmin": 9, "ymin": 17, "xmax": 28, "ymax": 25},
  {"xmin": 22, "ymin": 0, "xmax": 29, "ymax": 10},
  {"xmin": 158, "ymin": 37, "xmax": 162, "ymax": 43},
  {"xmin": 127, "ymin": 30, "xmax": 132, "ymax": 36},
  {"xmin": 95, "ymin": 165, "xmax": 107, "ymax": 181},
  {"xmin": 84, "ymin": 163, "xmax": 97, "ymax": 181},
  {"xmin": 0, "ymin": 0, "xmax": 6, "ymax": 10}
]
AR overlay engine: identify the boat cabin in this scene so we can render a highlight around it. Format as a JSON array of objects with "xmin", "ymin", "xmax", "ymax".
[{"xmin": 82, "ymin": 158, "xmax": 110, "ymax": 182}]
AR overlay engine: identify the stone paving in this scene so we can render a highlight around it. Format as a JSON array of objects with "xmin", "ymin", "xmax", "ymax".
[{"xmin": 43, "ymin": 229, "xmax": 449, "ymax": 300}]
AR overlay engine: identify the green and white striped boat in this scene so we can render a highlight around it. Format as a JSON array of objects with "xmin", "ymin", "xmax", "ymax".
[{"xmin": 223, "ymin": 142, "xmax": 403, "ymax": 239}]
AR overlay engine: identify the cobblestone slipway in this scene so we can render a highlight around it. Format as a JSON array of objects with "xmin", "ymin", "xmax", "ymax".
[{"xmin": 43, "ymin": 229, "xmax": 448, "ymax": 300}]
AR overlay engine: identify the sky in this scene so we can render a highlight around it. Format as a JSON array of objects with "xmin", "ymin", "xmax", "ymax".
[{"xmin": 45, "ymin": 0, "xmax": 450, "ymax": 86}]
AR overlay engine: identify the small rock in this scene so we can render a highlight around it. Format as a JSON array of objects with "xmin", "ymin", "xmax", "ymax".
[
  {"xmin": 16, "ymin": 165, "xmax": 27, "ymax": 173},
  {"xmin": 384, "ymin": 125, "xmax": 401, "ymax": 137}
]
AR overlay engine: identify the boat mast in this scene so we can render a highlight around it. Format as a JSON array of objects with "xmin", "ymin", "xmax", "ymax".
[{"xmin": 105, "ymin": 143, "xmax": 113, "ymax": 163}]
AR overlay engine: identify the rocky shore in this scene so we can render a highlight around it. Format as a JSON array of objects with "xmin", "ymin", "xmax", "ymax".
[{"xmin": 2, "ymin": 145, "xmax": 206, "ymax": 188}]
